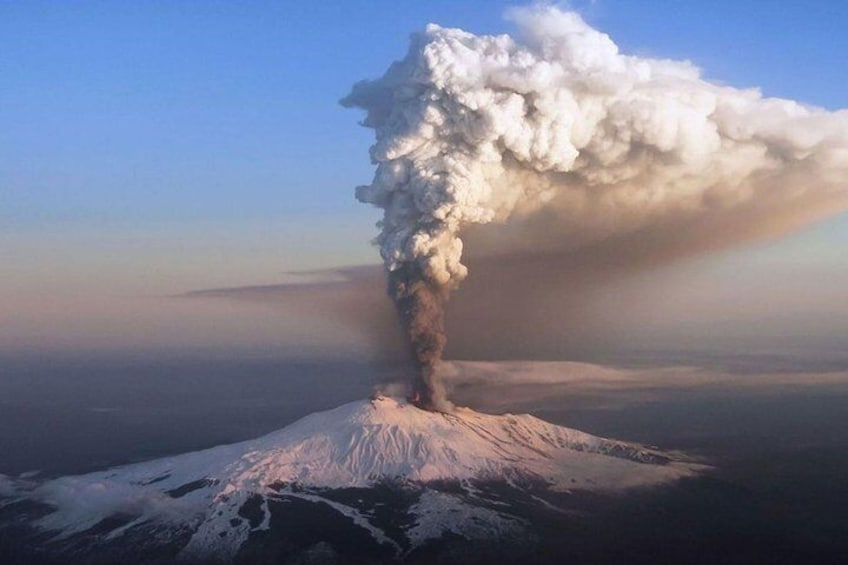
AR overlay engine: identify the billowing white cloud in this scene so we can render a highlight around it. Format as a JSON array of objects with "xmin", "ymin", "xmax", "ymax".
[{"xmin": 343, "ymin": 6, "xmax": 848, "ymax": 407}]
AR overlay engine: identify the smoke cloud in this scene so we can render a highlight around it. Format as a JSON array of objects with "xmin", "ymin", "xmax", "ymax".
[{"xmin": 342, "ymin": 6, "xmax": 848, "ymax": 410}]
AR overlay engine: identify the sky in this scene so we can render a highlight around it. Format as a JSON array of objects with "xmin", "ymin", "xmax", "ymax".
[{"xmin": 2, "ymin": 0, "xmax": 848, "ymax": 358}]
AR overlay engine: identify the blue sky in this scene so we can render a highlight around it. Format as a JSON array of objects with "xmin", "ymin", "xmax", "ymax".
[
  {"xmin": 2, "ymin": 1, "xmax": 847, "ymax": 356},
  {"xmin": 3, "ymin": 0, "xmax": 848, "ymax": 231}
]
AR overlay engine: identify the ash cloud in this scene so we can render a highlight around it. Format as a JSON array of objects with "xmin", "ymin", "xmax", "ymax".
[{"xmin": 342, "ymin": 6, "xmax": 848, "ymax": 409}]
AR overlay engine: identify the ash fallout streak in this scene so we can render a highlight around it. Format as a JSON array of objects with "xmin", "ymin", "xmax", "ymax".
[{"xmin": 342, "ymin": 6, "xmax": 848, "ymax": 411}]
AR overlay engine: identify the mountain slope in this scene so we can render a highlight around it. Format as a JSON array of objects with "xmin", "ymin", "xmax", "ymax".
[{"xmin": 1, "ymin": 396, "xmax": 696, "ymax": 562}]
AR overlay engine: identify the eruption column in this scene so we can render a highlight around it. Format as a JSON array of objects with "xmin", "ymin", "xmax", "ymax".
[
  {"xmin": 343, "ymin": 6, "xmax": 848, "ymax": 410},
  {"xmin": 388, "ymin": 264, "xmax": 450, "ymax": 410}
]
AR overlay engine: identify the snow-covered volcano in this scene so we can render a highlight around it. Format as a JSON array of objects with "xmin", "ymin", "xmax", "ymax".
[{"xmin": 1, "ymin": 397, "xmax": 697, "ymax": 563}]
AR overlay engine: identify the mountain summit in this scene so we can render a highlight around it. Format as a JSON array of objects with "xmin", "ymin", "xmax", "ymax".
[{"xmin": 1, "ymin": 397, "xmax": 695, "ymax": 562}]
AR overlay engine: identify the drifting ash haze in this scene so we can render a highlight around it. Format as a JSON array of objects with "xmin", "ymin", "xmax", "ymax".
[
  {"xmin": 343, "ymin": 6, "xmax": 848, "ymax": 409},
  {"xmin": 0, "ymin": 397, "xmax": 693, "ymax": 562}
]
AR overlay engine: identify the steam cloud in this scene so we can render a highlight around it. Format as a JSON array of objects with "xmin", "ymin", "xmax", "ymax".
[{"xmin": 342, "ymin": 6, "xmax": 848, "ymax": 411}]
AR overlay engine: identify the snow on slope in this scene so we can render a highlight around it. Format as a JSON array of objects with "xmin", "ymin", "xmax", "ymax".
[{"xmin": 6, "ymin": 396, "xmax": 696, "ymax": 559}]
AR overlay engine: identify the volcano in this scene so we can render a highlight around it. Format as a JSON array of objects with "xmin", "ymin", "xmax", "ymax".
[{"xmin": 1, "ymin": 397, "xmax": 696, "ymax": 563}]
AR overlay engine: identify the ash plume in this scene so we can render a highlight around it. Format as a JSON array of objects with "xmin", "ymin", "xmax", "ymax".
[
  {"xmin": 387, "ymin": 263, "xmax": 451, "ymax": 409},
  {"xmin": 342, "ymin": 6, "xmax": 848, "ymax": 410}
]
